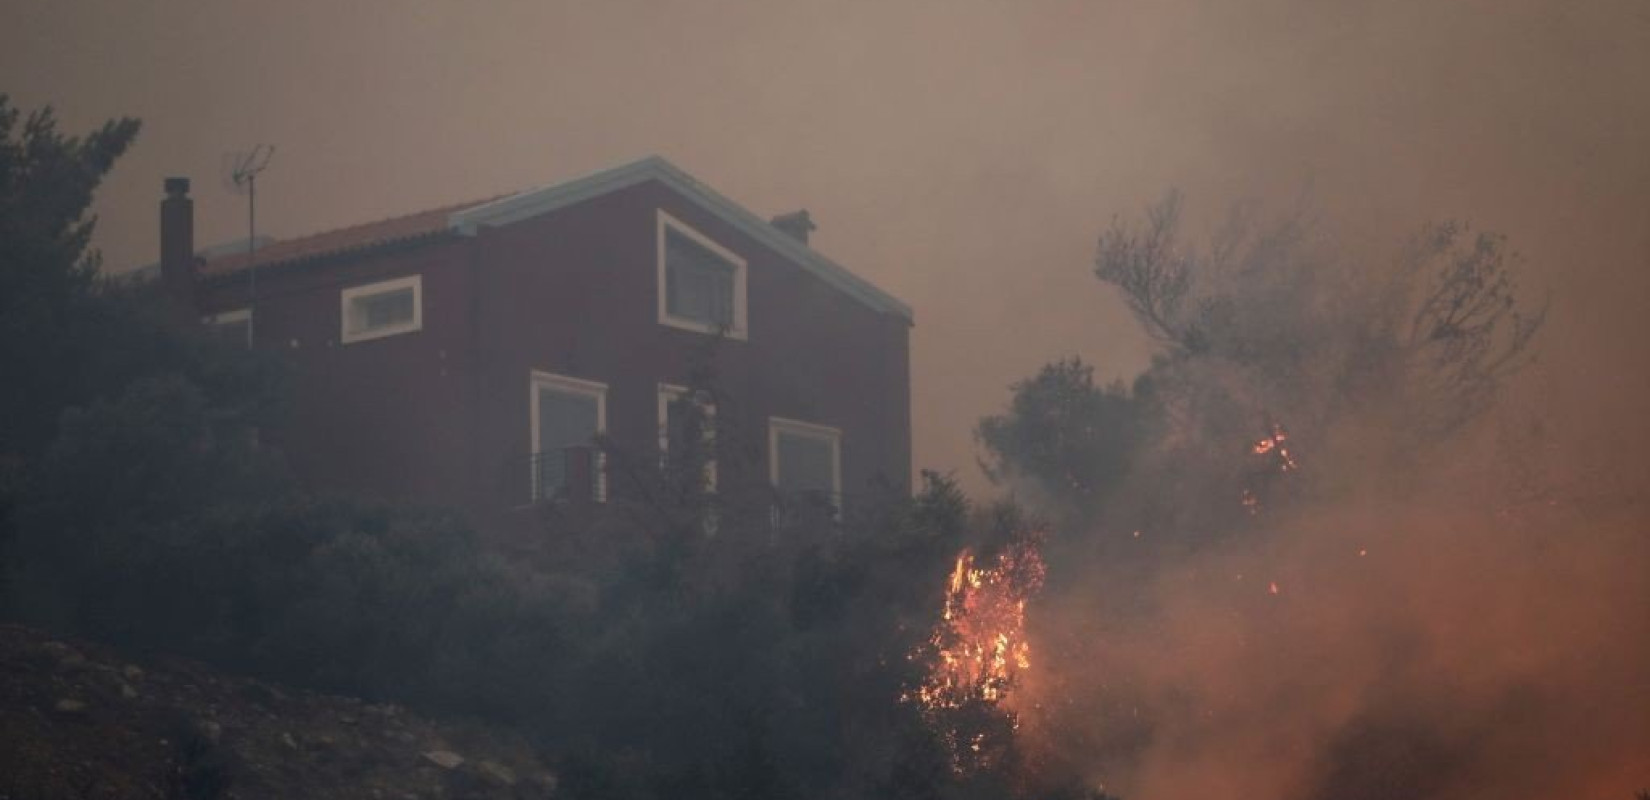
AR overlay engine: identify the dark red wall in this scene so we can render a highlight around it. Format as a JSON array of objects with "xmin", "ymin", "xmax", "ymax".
[
  {"xmin": 200, "ymin": 238, "xmax": 480, "ymax": 509},
  {"xmin": 200, "ymin": 178, "xmax": 911, "ymax": 531}
]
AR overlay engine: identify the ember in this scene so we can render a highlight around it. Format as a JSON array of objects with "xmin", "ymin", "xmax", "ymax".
[
  {"xmin": 1252, "ymin": 422, "xmax": 1297, "ymax": 472},
  {"xmin": 1242, "ymin": 421, "xmax": 1299, "ymax": 515}
]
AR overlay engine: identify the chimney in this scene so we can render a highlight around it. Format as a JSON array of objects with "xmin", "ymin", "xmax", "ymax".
[
  {"xmin": 769, "ymin": 209, "xmax": 816, "ymax": 245},
  {"xmin": 160, "ymin": 176, "xmax": 195, "ymax": 307}
]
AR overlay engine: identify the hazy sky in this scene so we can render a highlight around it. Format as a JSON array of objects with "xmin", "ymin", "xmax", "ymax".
[{"xmin": 5, "ymin": 0, "xmax": 1647, "ymax": 490}]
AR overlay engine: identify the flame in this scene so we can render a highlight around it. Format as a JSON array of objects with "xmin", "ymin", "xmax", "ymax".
[
  {"xmin": 905, "ymin": 534, "xmax": 1048, "ymax": 773},
  {"xmin": 909, "ymin": 536, "xmax": 1046, "ymax": 712}
]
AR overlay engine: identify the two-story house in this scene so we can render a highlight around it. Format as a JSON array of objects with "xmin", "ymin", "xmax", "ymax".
[{"xmin": 156, "ymin": 157, "xmax": 912, "ymax": 534}]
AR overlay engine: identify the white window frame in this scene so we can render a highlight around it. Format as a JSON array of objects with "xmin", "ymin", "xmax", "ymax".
[
  {"xmin": 657, "ymin": 210, "xmax": 748, "ymax": 340},
  {"xmin": 768, "ymin": 417, "xmax": 842, "ymax": 499},
  {"xmin": 340, "ymin": 274, "xmax": 422, "ymax": 344},
  {"xmin": 530, "ymin": 371, "xmax": 608, "ymax": 502},
  {"xmin": 203, "ymin": 307, "xmax": 253, "ymax": 349},
  {"xmin": 659, "ymin": 383, "xmax": 718, "ymax": 492}
]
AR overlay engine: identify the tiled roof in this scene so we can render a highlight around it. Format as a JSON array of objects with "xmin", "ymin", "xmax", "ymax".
[{"xmin": 198, "ymin": 197, "xmax": 499, "ymax": 277}]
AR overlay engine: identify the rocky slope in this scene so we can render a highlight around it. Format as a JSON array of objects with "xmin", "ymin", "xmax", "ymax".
[{"xmin": 0, "ymin": 624, "xmax": 558, "ymax": 799}]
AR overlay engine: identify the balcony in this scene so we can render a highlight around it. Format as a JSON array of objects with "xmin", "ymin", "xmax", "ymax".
[{"xmin": 525, "ymin": 445, "xmax": 602, "ymax": 505}]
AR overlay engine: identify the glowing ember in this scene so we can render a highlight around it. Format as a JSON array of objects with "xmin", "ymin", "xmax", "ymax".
[
  {"xmin": 1242, "ymin": 421, "xmax": 1299, "ymax": 515},
  {"xmin": 1252, "ymin": 423, "xmax": 1297, "ymax": 472},
  {"xmin": 909, "ymin": 535, "xmax": 1046, "ymax": 711}
]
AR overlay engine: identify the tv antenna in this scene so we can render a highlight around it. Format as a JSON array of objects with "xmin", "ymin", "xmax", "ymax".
[{"xmin": 222, "ymin": 144, "xmax": 274, "ymax": 344}]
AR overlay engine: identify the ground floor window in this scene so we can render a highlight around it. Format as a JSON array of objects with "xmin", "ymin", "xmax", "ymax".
[
  {"xmin": 768, "ymin": 417, "xmax": 841, "ymax": 503},
  {"xmin": 531, "ymin": 372, "xmax": 606, "ymax": 502},
  {"xmin": 659, "ymin": 384, "xmax": 717, "ymax": 492}
]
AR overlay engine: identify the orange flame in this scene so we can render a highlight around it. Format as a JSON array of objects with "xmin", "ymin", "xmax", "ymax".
[{"xmin": 909, "ymin": 537, "xmax": 1046, "ymax": 711}]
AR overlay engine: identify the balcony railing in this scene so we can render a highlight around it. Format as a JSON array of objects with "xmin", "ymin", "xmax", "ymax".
[
  {"xmin": 510, "ymin": 446, "xmax": 898, "ymax": 528},
  {"xmin": 527, "ymin": 445, "xmax": 602, "ymax": 505}
]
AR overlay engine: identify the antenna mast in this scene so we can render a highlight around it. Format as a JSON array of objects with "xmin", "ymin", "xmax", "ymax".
[{"xmin": 225, "ymin": 145, "xmax": 274, "ymax": 344}]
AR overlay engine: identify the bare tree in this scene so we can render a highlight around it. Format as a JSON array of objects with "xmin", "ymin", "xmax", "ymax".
[{"xmin": 1093, "ymin": 192, "xmax": 1545, "ymax": 439}]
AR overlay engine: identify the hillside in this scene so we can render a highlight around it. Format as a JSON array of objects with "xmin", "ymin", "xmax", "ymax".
[{"xmin": 0, "ymin": 624, "xmax": 559, "ymax": 799}]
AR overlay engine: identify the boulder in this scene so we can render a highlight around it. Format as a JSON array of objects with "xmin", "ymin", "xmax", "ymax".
[
  {"xmin": 421, "ymin": 750, "xmax": 464, "ymax": 770},
  {"xmin": 475, "ymin": 760, "xmax": 517, "ymax": 787}
]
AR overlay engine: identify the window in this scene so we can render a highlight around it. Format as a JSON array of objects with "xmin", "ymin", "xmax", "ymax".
[
  {"xmin": 658, "ymin": 211, "xmax": 747, "ymax": 338},
  {"xmin": 769, "ymin": 417, "xmax": 841, "ymax": 501},
  {"xmin": 341, "ymin": 275, "xmax": 421, "ymax": 343},
  {"xmin": 659, "ymin": 384, "xmax": 717, "ymax": 492},
  {"xmin": 203, "ymin": 308, "xmax": 252, "ymax": 349},
  {"xmin": 531, "ymin": 372, "xmax": 607, "ymax": 503}
]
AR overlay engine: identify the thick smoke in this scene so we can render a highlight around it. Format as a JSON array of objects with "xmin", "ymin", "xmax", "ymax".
[
  {"xmin": 999, "ymin": 198, "xmax": 1650, "ymax": 799},
  {"xmin": 1029, "ymin": 470, "xmax": 1649, "ymax": 799}
]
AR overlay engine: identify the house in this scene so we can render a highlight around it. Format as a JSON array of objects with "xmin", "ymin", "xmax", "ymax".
[{"xmin": 156, "ymin": 157, "xmax": 912, "ymax": 533}]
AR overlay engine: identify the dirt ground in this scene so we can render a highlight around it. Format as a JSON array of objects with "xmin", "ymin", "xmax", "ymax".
[{"xmin": 0, "ymin": 624, "xmax": 558, "ymax": 799}]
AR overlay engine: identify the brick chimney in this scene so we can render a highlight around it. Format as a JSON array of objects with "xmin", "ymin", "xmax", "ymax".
[
  {"xmin": 160, "ymin": 177, "xmax": 195, "ymax": 307},
  {"xmin": 769, "ymin": 209, "xmax": 815, "ymax": 245}
]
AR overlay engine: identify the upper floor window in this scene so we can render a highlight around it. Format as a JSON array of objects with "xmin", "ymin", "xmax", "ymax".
[
  {"xmin": 203, "ymin": 308, "xmax": 252, "ymax": 349},
  {"xmin": 769, "ymin": 417, "xmax": 841, "ymax": 501},
  {"xmin": 341, "ymin": 275, "xmax": 421, "ymax": 344},
  {"xmin": 657, "ymin": 211, "xmax": 747, "ymax": 339}
]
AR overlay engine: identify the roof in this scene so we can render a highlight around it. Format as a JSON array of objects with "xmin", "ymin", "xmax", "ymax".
[
  {"xmin": 198, "ymin": 198, "xmax": 491, "ymax": 278},
  {"xmin": 200, "ymin": 157, "xmax": 912, "ymax": 321}
]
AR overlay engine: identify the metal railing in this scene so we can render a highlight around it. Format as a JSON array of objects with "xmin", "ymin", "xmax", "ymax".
[{"xmin": 527, "ymin": 445, "xmax": 603, "ymax": 505}]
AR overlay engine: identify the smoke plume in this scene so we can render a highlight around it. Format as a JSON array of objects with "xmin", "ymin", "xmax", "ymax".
[{"xmin": 1003, "ymin": 198, "xmax": 1650, "ymax": 799}]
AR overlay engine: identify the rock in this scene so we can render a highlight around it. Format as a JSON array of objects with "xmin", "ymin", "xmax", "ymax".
[
  {"xmin": 475, "ymin": 760, "xmax": 516, "ymax": 787},
  {"xmin": 54, "ymin": 698, "xmax": 88, "ymax": 715},
  {"xmin": 531, "ymin": 772, "xmax": 560, "ymax": 794},
  {"xmin": 237, "ymin": 681, "xmax": 279, "ymax": 706},
  {"xmin": 121, "ymin": 664, "xmax": 144, "ymax": 682},
  {"xmin": 119, "ymin": 681, "xmax": 138, "ymax": 700},
  {"xmin": 42, "ymin": 642, "xmax": 87, "ymax": 671},
  {"xmin": 422, "ymin": 750, "xmax": 464, "ymax": 770},
  {"xmin": 282, "ymin": 732, "xmax": 299, "ymax": 750},
  {"xmin": 200, "ymin": 720, "xmax": 223, "ymax": 743}
]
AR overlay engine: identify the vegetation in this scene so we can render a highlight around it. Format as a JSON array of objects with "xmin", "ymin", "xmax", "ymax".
[
  {"xmin": 980, "ymin": 191, "xmax": 1546, "ymax": 542},
  {"xmin": 976, "ymin": 191, "xmax": 1552, "ymax": 795},
  {"xmin": 0, "ymin": 96, "xmax": 1097, "ymax": 800}
]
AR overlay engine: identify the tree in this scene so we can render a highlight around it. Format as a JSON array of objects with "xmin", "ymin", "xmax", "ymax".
[
  {"xmin": 1091, "ymin": 192, "xmax": 1545, "ymax": 446},
  {"xmin": 982, "ymin": 192, "xmax": 1547, "ymax": 541},
  {"xmin": 0, "ymin": 97, "xmax": 288, "ymax": 616},
  {"xmin": 0, "ymin": 95, "xmax": 142, "ymax": 461},
  {"xmin": 975, "ymin": 192, "xmax": 1550, "ymax": 797},
  {"xmin": 976, "ymin": 358, "xmax": 1145, "ymax": 524}
]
